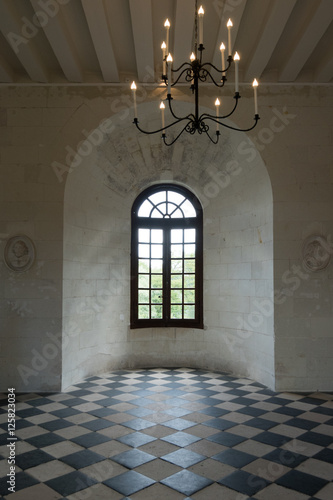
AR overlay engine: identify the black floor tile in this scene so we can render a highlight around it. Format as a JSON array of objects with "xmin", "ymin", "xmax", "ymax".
[
  {"xmin": 87, "ymin": 407, "xmax": 117, "ymax": 418},
  {"xmin": 51, "ymin": 407, "xmax": 80, "ymax": 418},
  {"xmin": 207, "ymin": 431, "xmax": 246, "ymax": 447},
  {"xmin": 112, "ymin": 449, "xmax": 155, "ymax": 468},
  {"xmin": 26, "ymin": 432, "xmax": 66, "ymax": 448},
  {"xmin": 14, "ymin": 449, "xmax": 55, "ymax": 470},
  {"xmin": 285, "ymin": 417, "xmax": 320, "ymax": 430},
  {"xmin": 199, "ymin": 407, "xmax": 229, "ymax": 417},
  {"xmin": 40, "ymin": 419, "xmax": 74, "ymax": 431},
  {"xmin": 81, "ymin": 419, "xmax": 115, "ymax": 431},
  {"xmin": 244, "ymin": 417, "xmax": 277, "ymax": 430},
  {"xmin": 71, "ymin": 432, "xmax": 112, "ymax": 448},
  {"xmin": 46, "ymin": 471, "xmax": 98, "ymax": 496},
  {"xmin": 298, "ymin": 430, "xmax": 333, "ymax": 447},
  {"xmin": 104, "ymin": 470, "xmax": 155, "ymax": 496},
  {"xmin": 273, "ymin": 406, "xmax": 303, "ymax": 417},
  {"xmin": 253, "ymin": 431, "xmax": 291, "ymax": 447},
  {"xmin": 230, "ymin": 396, "xmax": 259, "ymax": 406},
  {"xmin": 213, "ymin": 449, "xmax": 257, "ymax": 468},
  {"xmin": 237, "ymin": 407, "xmax": 266, "ymax": 417},
  {"xmin": 313, "ymin": 448, "xmax": 333, "ymax": 464},
  {"xmin": 15, "ymin": 408, "xmax": 44, "ymax": 418},
  {"xmin": 276, "ymin": 470, "xmax": 328, "ymax": 496},
  {"xmin": 161, "ymin": 469, "xmax": 213, "ymax": 496},
  {"xmin": 0, "ymin": 471, "xmax": 39, "ymax": 496},
  {"xmin": 263, "ymin": 448, "xmax": 308, "ymax": 468},
  {"xmin": 60, "ymin": 449, "xmax": 106, "ymax": 469},
  {"xmin": 203, "ymin": 418, "xmax": 237, "ymax": 431},
  {"xmin": 218, "ymin": 470, "xmax": 270, "ymax": 496}
]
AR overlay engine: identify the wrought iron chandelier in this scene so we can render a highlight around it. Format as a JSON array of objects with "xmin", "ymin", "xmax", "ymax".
[{"xmin": 131, "ymin": 0, "xmax": 259, "ymax": 146}]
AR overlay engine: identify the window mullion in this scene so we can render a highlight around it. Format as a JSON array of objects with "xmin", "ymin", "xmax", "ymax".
[{"xmin": 164, "ymin": 227, "xmax": 171, "ymax": 325}]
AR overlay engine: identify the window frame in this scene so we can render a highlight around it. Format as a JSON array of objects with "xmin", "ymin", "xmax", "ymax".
[{"xmin": 130, "ymin": 184, "xmax": 203, "ymax": 329}]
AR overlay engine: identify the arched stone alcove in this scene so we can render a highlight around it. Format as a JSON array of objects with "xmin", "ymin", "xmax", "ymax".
[{"xmin": 63, "ymin": 101, "xmax": 274, "ymax": 390}]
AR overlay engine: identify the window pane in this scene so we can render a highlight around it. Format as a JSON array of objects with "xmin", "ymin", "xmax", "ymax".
[
  {"xmin": 138, "ymin": 228, "xmax": 150, "ymax": 242},
  {"xmin": 151, "ymin": 229, "xmax": 163, "ymax": 243},
  {"xmin": 171, "ymin": 229, "xmax": 183, "ymax": 243},
  {"xmin": 149, "ymin": 191, "xmax": 166, "ymax": 205},
  {"xmin": 139, "ymin": 259, "xmax": 149, "ymax": 273},
  {"xmin": 139, "ymin": 244, "xmax": 150, "ymax": 258},
  {"xmin": 184, "ymin": 229, "xmax": 196, "ymax": 243},
  {"xmin": 139, "ymin": 305, "xmax": 150, "ymax": 319},
  {"xmin": 184, "ymin": 274, "xmax": 195, "ymax": 288},
  {"xmin": 171, "ymin": 305, "xmax": 182, "ymax": 319},
  {"xmin": 171, "ymin": 259, "xmax": 182, "ymax": 273},
  {"xmin": 171, "ymin": 289, "xmax": 182, "ymax": 304},
  {"xmin": 184, "ymin": 244, "xmax": 195, "ymax": 258},
  {"xmin": 151, "ymin": 208, "xmax": 163, "ymax": 218},
  {"xmin": 170, "ymin": 208, "xmax": 183, "ymax": 218},
  {"xmin": 138, "ymin": 274, "xmax": 149, "ymax": 288},
  {"xmin": 138, "ymin": 200, "xmax": 153, "ymax": 217},
  {"xmin": 167, "ymin": 191, "xmax": 185, "ymax": 205},
  {"xmin": 184, "ymin": 259, "xmax": 195, "ymax": 273},
  {"xmin": 151, "ymin": 244, "xmax": 163, "ymax": 258},
  {"xmin": 151, "ymin": 290, "xmax": 162, "ymax": 304},
  {"xmin": 151, "ymin": 259, "xmax": 163, "ymax": 273},
  {"xmin": 151, "ymin": 305, "xmax": 163, "ymax": 319},
  {"xmin": 182, "ymin": 199, "xmax": 196, "ymax": 217},
  {"xmin": 184, "ymin": 305, "xmax": 195, "ymax": 319},
  {"xmin": 151, "ymin": 275, "xmax": 163, "ymax": 288},
  {"xmin": 138, "ymin": 290, "xmax": 149, "ymax": 303},
  {"xmin": 184, "ymin": 289, "xmax": 195, "ymax": 303},
  {"xmin": 171, "ymin": 275, "xmax": 182, "ymax": 288},
  {"xmin": 171, "ymin": 245, "xmax": 182, "ymax": 258}
]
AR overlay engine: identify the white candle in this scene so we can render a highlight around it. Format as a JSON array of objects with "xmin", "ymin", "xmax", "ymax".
[
  {"xmin": 198, "ymin": 6, "xmax": 204, "ymax": 45},
  {"xmin": 215, "ymin": 98, "xmax": 220, "ymax": 131},
  {"xmin": 131, "ymin": 81, "xmax": 137, "ymax": 118},
  {"xmin": 160, "ymin": 101, "xmax": 165, "ymax": 132},
  {"xmin": 220, "ymin": 42, "xmax": 225, "ymax": 74},
  {"xmin": 227, "ymin": 19, "xmax": 233, "ymax": 56},
  {"xmin": 161, "ymin": 41, "xmax": 167, "ymax": 76},
  {"xmin": 167, "ymin": 53, "xmax": 173, "ymax": 94},
  {"xmin": 164, "ymin": 19, "xmax": 170, "ymax": 54},
  {"xmin": 234, "ymin": 52, "xmax": 240, "ymax": 93},
  {"xmin": 253, "ymin": 78, "xmax": 258, "ymax": 114}
]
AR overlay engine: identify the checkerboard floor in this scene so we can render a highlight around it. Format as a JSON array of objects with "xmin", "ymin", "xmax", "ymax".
[{"xmin": 1, "ymin": 368, "xmax": 333, "ymax": 499}]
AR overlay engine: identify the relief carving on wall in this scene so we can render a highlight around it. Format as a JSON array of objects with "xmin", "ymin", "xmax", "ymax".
[
  {"xmin": 302, "ymin": 235, "xmax": 332, "ymax": 272},
  {"xmin": 4, "ymin": 235, "xmax": 35, "ymax": 272}
]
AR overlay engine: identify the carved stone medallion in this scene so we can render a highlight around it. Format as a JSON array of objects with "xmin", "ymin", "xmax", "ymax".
[
  {"xmin": 302, "ymin": 235, "xmax": 331, "ymax": 272},
  {"xmin": 4, "ymin": 235, "xmax": 35, "ymax": 272}
]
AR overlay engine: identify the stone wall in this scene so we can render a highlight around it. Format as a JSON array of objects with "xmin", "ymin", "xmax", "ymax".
[{"xmin": 0, "ymin": 84, "xmax": 332, "ymax": 392}]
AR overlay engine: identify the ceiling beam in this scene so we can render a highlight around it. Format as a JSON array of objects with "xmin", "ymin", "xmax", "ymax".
[
  {"xmin": 30, "ymin": 0, "xmax": 83, "ymax": 82},
  {"xmin": 173, "ymin": 0, "xmax": 195, "ymax": 69},
  {"xmin": 244, "ymin": 0, "xmax": 297, "ymax": 82},
  {"xmin": 279, "ymin": 0, "xmax": 333, "ymax": 82},
  {"xmin": 129, "ymin": 0, "xmax": 154, "ymax": 82},
  {"xmin": 81, "ymin": 0, "xmax": 119, "ymax": 82},
  {"xmin": 212, "ymin": 0, "xmax": 247, "ymax": 69},
  {"xmin": 0, "ymin": 0, "xmax": 48, "ymax": 82}
]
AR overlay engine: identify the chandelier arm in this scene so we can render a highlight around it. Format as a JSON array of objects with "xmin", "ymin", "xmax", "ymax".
[
  {"xmin": 162, "ymin": 121, "xmax": 193, "ymax": 146},
  {"xmin": 198, "ymin": 68, "xmax": 226, "ymax": 87},
  {"xmin": 171, "ymin": 61, "xmax": 192, "ymax": 73},
  {"xmin": 202, "ymin": 114, "xmax": 260, "ymax": 133},
  {"xmin": 167, "ymin": 95, "xmax": 195, "ymax": 122},
  {"xmin": 201, "ymin": 56, "xmax": 233, "ymax": 75},
  {"xmin": 171, "ymin": 67, "xmax": 193, "ymax": 86},
  {"xmin": 133, "ymin": 117, "xmax": 191, "ymax": 135},
  {"xmin": 204, "ymin": 128, "xmax": 220, "ymax": 145},
  {"xmin": 199, "ymin": 95, "xmax": 239, "ymax": 121}
]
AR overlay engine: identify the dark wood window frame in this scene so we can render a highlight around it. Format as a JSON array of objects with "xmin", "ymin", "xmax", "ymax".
[{"xmin": 130, "ymin": 184, "xmax": 203, "ymax": 329}]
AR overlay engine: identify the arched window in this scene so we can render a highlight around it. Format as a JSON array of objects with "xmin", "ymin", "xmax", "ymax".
[{"xmin": 131, "ymin": 184, "xmax": 203, "ymax": 329}]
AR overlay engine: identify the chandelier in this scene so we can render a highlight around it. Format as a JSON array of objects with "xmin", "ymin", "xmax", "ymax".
[{"xmin": 130, "ymin": 0, "xmax": 259, "ymax": 146}]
